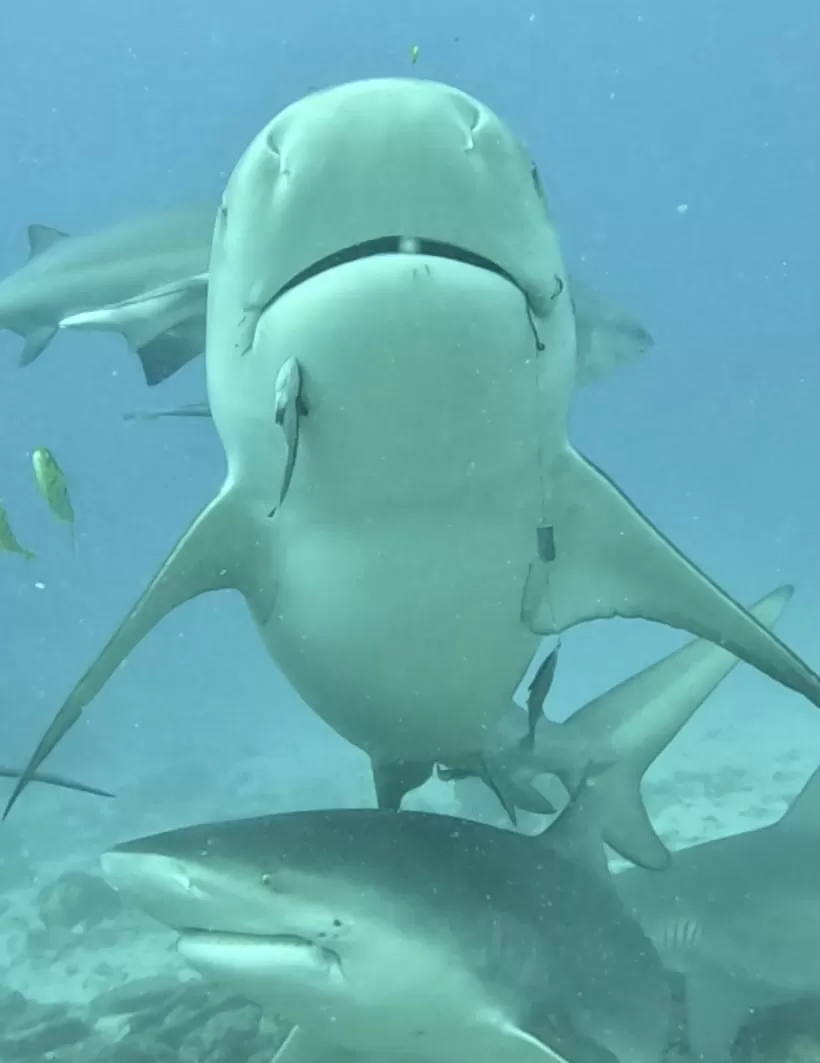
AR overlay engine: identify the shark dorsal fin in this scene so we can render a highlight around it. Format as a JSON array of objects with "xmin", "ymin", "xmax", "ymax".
[
  {"xmin": 27, "ymin": 224, "xmax": 70, "ymax": 258},
  {"xmin": 776, "ymin": 766, "xmax": 820, "ymax": 832}
]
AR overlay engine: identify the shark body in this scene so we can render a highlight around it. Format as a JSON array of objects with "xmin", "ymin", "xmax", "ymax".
[
  {"xmin": 6, "ymin": 79, "xmax": 820, "ymax": 821},
  {"xmin": 615, "ymin": 768, "xmax": 820, "ymax": 1063},
  {"xmin": 101, "ymin": 805, "xmax": 670, "ymax": 1063}
]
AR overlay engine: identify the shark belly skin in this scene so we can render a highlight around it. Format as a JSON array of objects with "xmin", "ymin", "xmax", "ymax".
[{"xmin": 214, "ymin": 254, "xmax": 565, "ymax": 765}]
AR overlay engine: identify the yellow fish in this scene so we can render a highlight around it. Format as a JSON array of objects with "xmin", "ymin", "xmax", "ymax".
[
  {"xmin": 32, "ymin": 447, "xmax": 76, "ymax": 550},
  {"xmin": 0, "ymin": 503, "xmax": 36, "ymax": 561}
]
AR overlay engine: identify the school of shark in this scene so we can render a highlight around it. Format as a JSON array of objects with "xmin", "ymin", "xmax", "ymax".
[{"xmin": 2, "ymin": 78, "xmax": 819, "ymax": 1063}]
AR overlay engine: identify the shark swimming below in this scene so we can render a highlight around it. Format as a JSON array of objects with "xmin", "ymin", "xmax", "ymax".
[
  {"xmin": 444, "ymin": 586, "xmax": 793, "ymax": 869},
  {"xmin": 0, "ymin": 208, "xmax": 212, "ymax": 385},
  {"xmin": 614, "ymin": 766, "xmax": 820, "ymax": 1063},
  {"xmin": 101, "ymin": 804, "xmax": 671, "ymax": 1063},
  {"xmin": 6, "ymin": 78, "xmax": 820, "ymax": 820}
]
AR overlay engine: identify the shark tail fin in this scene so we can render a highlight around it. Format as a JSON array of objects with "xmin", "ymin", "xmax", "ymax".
[
  {"xmin": 524, "ymin": 447, "xmax": 820, "ymax": 708},
  {"xmin": 774, "ymin": 765, "xmax": 820, "ymax": 832},
  {"xmin": 568, "ymin": 274, "xmax": 653, "ymax": 387},
  {"xmin": 559, "ymin": 585, "xmax": 793, "ymax": 869},
  {"xmin": 2, "ymin": 487, "xmax": 265, "ymax": 820}
]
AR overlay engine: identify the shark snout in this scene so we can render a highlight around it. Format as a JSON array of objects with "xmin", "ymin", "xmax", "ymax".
[{"xmin": 100, "ymin": 850, "xmax": 218, "ymax": 928}]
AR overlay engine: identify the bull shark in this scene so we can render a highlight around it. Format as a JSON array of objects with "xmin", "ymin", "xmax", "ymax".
[
  {"xmin": 0, "ymin": 208, "xmax": 212, "ymax": 385},
  {"xmin": 614, "ymin": 767, "xmax": 820, "ymax": 1063},
  {"xmin": 444, "ymin": 586, "xmax": 792, "ymax": 869},
  {"xmin": 6, "ymin": 79, "xmax": 820, "ymax": 821},
  {"xmin": 100, "ymin": 803, "xmax": 671, "ymax": 1063}
]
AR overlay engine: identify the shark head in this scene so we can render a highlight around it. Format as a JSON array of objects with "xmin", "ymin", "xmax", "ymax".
[
  {"xmin": 205, "ymin": 77, "xmax": 570, "ymax": 489},
  {"xmin": 101, "ymin": 808, "xmax": 665, "ymax": 1063},
  {"xmin": 101, "ymin": 810, "xmax": 508, "ymax": 1053}
]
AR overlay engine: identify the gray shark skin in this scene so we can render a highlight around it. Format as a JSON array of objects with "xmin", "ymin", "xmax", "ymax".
[
  {"xmin": 7, "ymin": 79, "xmax": 820, "ymax": 822},
  {"xmin": 0, "ymin": 765, "xmax": 112, "ymax": 798},
  {"xmin": 101, "ymin": 806, "xmax": 670, "ymax": 1063},
  {"xmin": 0, "ymin": 208, "xmax": 213, "ymax": 385},
  {"xmin": 115, "ymin": 272, "xmax": 655, "ymax": 420},
  {"xmin": 613, "ymin": 767, "xmax": 820, "ymax": 1063},
  {"xmin": 447, "ymin": 586, "xmax": 793, "ymax": 869}
]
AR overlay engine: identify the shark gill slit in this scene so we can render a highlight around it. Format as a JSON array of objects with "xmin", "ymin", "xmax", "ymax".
[{"xmin": 245, "ymin": 235, "xmax": 549, "ymax": 351}]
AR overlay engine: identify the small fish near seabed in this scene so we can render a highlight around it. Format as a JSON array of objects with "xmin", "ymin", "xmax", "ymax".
[
  {"xmin": 31, "ymin": 447, "xmax": 76, "ymax": 550},
  {"xmin": 101, "ymin": 802, "xmax": 672, "ymax": 1063},
  {"xmin": 0, "ymin": 503, "xmax": 36, "ymax": 561},
  {"xmin": 7, "ymin": 79, "xmax": 820, "ymax": 823}
]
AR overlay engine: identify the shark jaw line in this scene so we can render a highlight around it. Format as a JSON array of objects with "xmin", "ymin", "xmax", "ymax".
[
  {"xmin": 245, "ymin": 234, "xmax": 558, "ymax": 348},
  {"xmin": 177, "ymin": 928, "xmax": 343, "ymax": 971}
]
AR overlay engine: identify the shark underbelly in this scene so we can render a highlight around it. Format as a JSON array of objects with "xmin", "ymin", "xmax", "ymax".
[
  {"xmin": 257, "ymin": 513, "xmax": 541, "ymax": 761},
  {"xmin": 213, "ymin": 254, "xmax": 572, "ymax": 763}
]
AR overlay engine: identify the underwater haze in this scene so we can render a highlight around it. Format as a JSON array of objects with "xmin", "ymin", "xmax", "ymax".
[{"xmin": 1, "ymin": 1, "xmax": 820, "ymax": 1060}]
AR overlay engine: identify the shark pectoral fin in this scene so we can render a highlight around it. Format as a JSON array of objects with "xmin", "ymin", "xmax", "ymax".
[
  {"xmin": 568, "ymin": 274, "xmax": 653, "ymax": 388},
  {"xmin": 2, "ymin": 487, "xmax": 267, "ymax": 820},
  {"xmin": 61, "ymin": 276, "xmax": 209, "ymax": 348},
  {"xmin": 19, "ymin": 326, "xmax": 57, "ymax": 366},
  {"xmin": 684, "ymin": 969, "xmax": 754, "ymax": 1063},
  {"xmin": 525, "ymin": 447, "xmax": 820, "ymax": 709},
  {"xmin": 136, "ymin": 327, "xmax": 206, "ymax": 386},
  {"xmin": 372, "ymin": 759, "xmax": 434, "ymax": 809},
  {"xmin": 499, "ymin": 775, "xmax": 557, "ymax": 817},
  {"xmin": 271, "ymin": 1027, "xmax": 349, "ymax": 1063},
  {"xmin": 496, "ymin": 1022, "xmax": 585, "ymax": 1063}
]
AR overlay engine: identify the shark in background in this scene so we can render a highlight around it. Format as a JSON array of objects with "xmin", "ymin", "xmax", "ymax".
[
  {"xmin": 7, "ymin": 78, "xmax": 820, "ymax": 824},
  {"xmin": 614, "ymin": 769, "xmax": 820, "ymax": 1063},
  {"xmin": 100, "ymin": 803, "xmax": 672, "ymax": 1063},
  {"xmin": 0, "ymin": 207, "xmax": 212, "ymax": 385}
]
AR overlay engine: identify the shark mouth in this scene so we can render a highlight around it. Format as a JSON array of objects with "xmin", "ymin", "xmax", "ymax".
[
  {"xmin": 177, "ymin": 928, "xmax": 342, "ymax": 973},
  {"xmin": 261, "ymin": 235, "xmax": 555, "ymax": 346}
]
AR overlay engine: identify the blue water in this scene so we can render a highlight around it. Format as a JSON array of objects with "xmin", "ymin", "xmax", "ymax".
[{"xmin": 0, "ymin": 0, "xmax": 818, "ymax": 824}]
